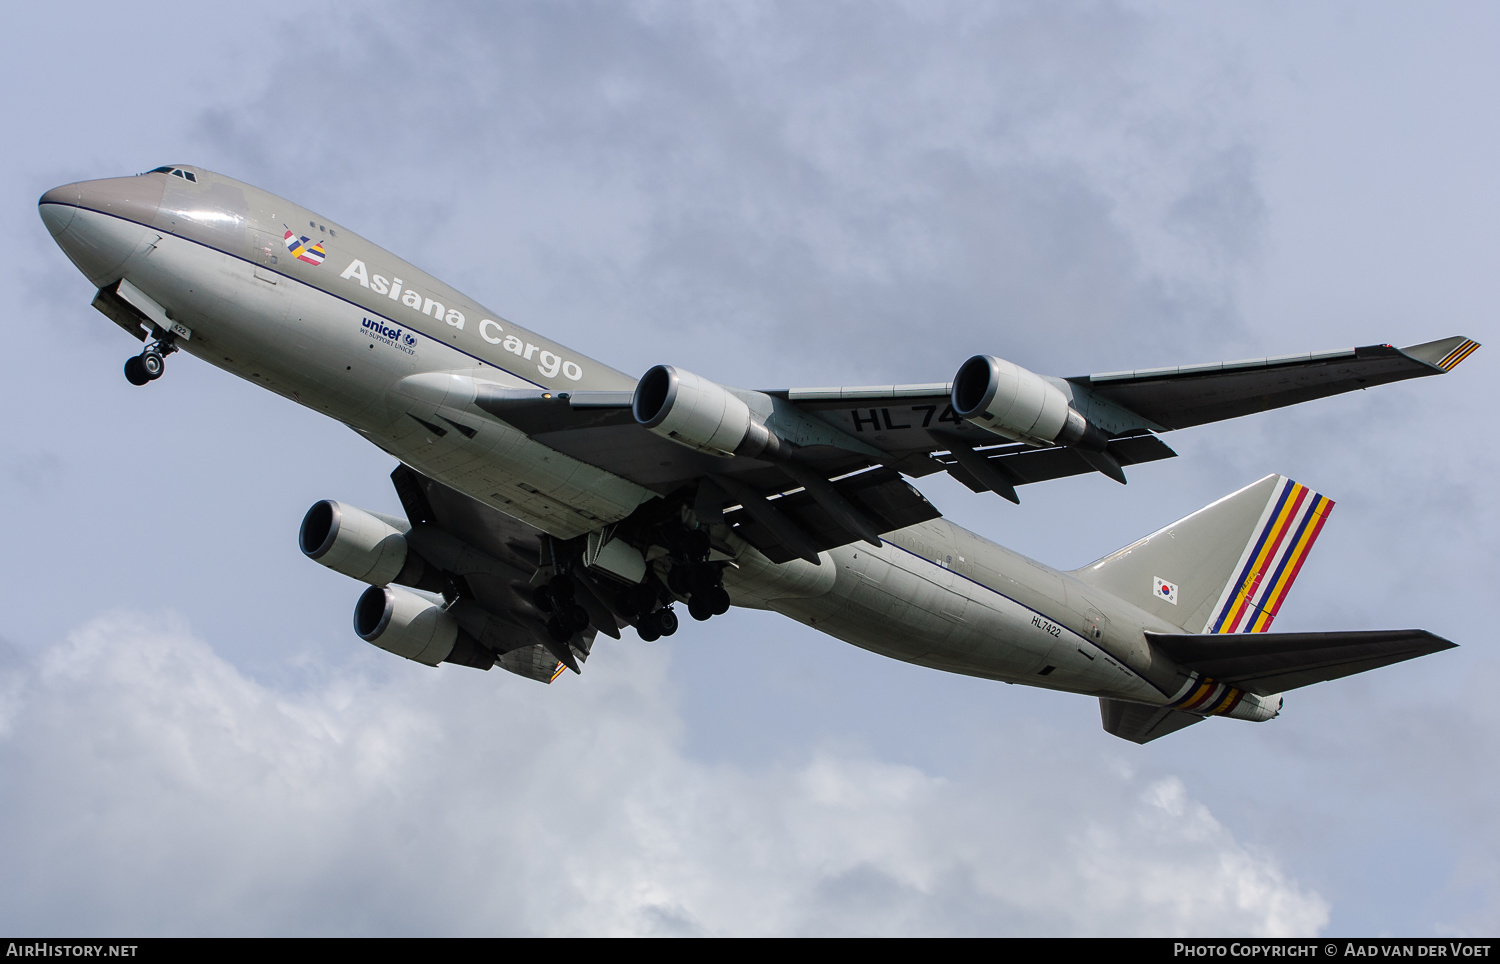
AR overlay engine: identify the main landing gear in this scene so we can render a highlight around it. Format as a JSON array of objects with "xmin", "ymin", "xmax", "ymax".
[
  {"xmin": 123, "ymin": 334, "xmax": 177, "ymax": 386},
  {"xmin": 615, "ymin": 526, "xmax": 730, "ymax": 642},
  {"xmin": 534, "ymin": 575, "xmax": 592, "ymax": 644},
  {"xmin": 609, "ymin": 578, "xmax": 680, "ymax": 642},
  {"xmin": 664, "ymin": 527, "xmax": 731, "ymax": 624},
  {"xmin": 538, "ymin": 522, "xmax": 731, "ymax": 646}
]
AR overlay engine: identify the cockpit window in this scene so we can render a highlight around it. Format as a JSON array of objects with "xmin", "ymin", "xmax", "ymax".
[{"xmin": 146, "ymin": 166, "xmax": 197, "ymax": 182}]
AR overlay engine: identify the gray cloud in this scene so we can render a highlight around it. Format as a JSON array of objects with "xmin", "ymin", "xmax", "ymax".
[{"xmin": 201, "ymin": 1, "xmax": 1262, "ymax": 384}]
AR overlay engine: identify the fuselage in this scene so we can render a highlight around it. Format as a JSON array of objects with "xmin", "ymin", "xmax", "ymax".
[{"xmin": 39, "ymin": 165, "xmax": 1249, "ymax": 716}]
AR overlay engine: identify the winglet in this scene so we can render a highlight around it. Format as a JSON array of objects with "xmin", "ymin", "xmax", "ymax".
[{"xmin": 1402, "ymin": 336, "xmax": 1480, "ymax": 372}]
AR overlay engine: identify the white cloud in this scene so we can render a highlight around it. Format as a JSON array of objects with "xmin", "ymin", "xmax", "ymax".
[{"xmin": 0, "ymin": 614, "xmax": 1326, "ymax": 936}]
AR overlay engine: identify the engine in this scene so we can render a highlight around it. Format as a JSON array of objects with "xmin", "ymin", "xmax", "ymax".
[
  {"xmin": 950, "ymin": 354, "xmax": 1104, "ymax": 449},
  {"xmin": 353, "ymin": 584, "xmax": 459, "ymax": 666},
  {"xmin": 632, "ymin": 365, "xmax": 783, "ymax": 459},
  {"xmin": 299, "ymin": 500, "xmax": 438, "ymax": 589}
]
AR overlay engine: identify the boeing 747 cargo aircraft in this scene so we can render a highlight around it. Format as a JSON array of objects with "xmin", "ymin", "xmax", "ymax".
[{"xmin": 39, "ymin": 165, "xmax": 1476, "ymax": 743}]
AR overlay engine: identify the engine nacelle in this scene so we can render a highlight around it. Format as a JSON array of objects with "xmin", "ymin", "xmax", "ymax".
[
  {"xmin": 632, "ymin": 365, "xmax": 782, "ymax": 459},
  {"xmin": 951, "ymin": 354, "xmax": 1094, "ymax": 447},
  {"xmin": 300, "ymin": 501, "xmax": 437, "ymax": 589},
  {"xmin": 353, "ymin": 585, "xmax": 458, "ymax": 666}
]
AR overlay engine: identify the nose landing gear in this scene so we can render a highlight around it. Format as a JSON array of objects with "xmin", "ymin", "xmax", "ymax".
[
  {"xmin": 123, "ymin": 333, "xmax": 178, "ymax": 386},
  {"xmin": 124, "ymin": 350, "xmax": 164, "ymax": 385}
]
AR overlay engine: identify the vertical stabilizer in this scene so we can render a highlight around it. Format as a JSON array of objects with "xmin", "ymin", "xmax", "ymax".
[{"xmin": 1073, "ymin": 475, "xmax": 1334, "ymax": 634}]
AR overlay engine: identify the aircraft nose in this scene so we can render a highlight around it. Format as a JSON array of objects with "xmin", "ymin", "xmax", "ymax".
[
  {"xmin": 39, "ymin": 174, "xmax": 165, "ymax": 286},
  {"xmin": 41, "ymin": 174, "xmax": 164, "ymax": 229},
  {"xmin": 38, "ymin": 184, "xmax": 80, "ymax": 236}
]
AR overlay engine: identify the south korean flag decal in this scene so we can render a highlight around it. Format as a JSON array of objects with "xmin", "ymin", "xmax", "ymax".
[{"xmin": 1153, "ymin": 577, "xmax": 1179, "ymax": 605}]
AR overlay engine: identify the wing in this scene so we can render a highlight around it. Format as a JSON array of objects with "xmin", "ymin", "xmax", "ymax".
[
  {"xmin": 462, "ymin": 335, "xmax": 1473, "ymax": 563},
  {"xmin": 389, "ymin": 464, "xmax": 598, "ymax": 682},
  {"xmin": 474, "ymin": 387, "xmax": 943, "ymax": 565},
  {"xmin": 776, "ymin": 336, "xmax": 1478, "ymax": 488},
  {"xmin": 1072, "ymin": 336, "xmax": 1480, "ymax": 430}
]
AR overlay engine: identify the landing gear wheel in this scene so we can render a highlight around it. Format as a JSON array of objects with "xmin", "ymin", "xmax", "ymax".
[
  {"xmin": 141, "ymin": 350, "xmax": 165, "ymax": 380},
  {"xmin": 681, "ymin": 529, "xmax": 711, "ymax": 560},
  {"xmin": 689, "ymin": 595, "xmax": 714, "ymax": 621},
  {"xmin": 656, "ymin": 608, "xmax": 679, "ymax": 637},
  {"xmin": 689, "ymin": 564, "xmax": 721, "ymax": 595},
  {"xmin": 709, "ymin": 587, "xmax": 731, "ymax": 616},
  {"xmin": 630, "ymin": 583, "xmax": 658, "ymax": 615},
  {"xmin": 548, "ymin": 576, "xmax": 575, "ymax": 602},
  {"xmin": 636, "ymin": 620, "xmax": 661, "ymax": 643},
  {"xmin": 123, "ymin": 356, "xmax": 150, "ymax": 386}
]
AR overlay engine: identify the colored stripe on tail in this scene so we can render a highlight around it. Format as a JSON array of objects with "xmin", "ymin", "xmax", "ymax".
[{"xmin": 1207, "ymin": 478, "xmax": 1333, "ymax": 634}]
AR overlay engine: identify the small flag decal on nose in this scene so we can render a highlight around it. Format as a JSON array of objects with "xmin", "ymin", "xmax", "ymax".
[
  {"xmin": 283, "ymin": 225, "xmax": 326, "ymax": 266},
  {"xmin": 1153, "ymin": 577, "xmax": 1178, "ymax": 605}
]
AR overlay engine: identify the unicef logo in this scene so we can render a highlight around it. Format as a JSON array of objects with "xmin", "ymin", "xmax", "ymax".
[{"xmin": 404, "ymin": 333, "xmax": 417, "ymax": 347}]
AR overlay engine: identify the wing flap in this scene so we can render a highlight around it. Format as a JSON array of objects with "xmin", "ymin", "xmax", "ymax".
[
  {"xmin": 935, "ymin": 431, "xmax": 1176, "ymax": 492},
  {"xmin": 1147, "ymin": 629, "xmax": 1457, "ymax": 696},
  {"xmin": 725, "ymin": 467, "xmax": 942, "ymax": 564}
]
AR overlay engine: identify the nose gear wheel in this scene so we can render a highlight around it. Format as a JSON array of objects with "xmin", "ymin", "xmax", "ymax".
[{"xmin": 123, "ymin": 332, "xmax": 177, "ymax": 386}]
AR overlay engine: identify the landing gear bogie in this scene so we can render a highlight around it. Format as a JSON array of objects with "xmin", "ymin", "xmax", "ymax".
[{"xmin": 634, "ymin": 606, "xmax": 678, "ymax": 641}]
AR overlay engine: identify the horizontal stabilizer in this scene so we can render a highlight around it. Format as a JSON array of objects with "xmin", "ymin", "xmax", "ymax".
[
  {"xmin": 1147, "ymin": 629, "xmax": 1457, "ymax": 696},
  {"xmin": 1099, "ymin": 698, "xmax": 1204, "ymax": 744}
]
